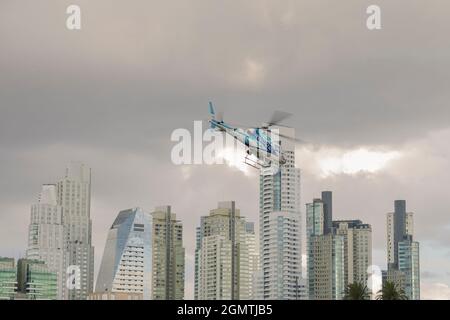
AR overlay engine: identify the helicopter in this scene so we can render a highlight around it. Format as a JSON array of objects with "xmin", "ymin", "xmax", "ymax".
[{"xmin": 208, "ymin": 102, "xmax": 302, "ymax": 170}]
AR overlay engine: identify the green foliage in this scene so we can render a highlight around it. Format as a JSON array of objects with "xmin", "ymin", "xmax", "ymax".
[
  {"xmin": 343, "ymin": 281, "xmax": 371, "ymax": 300},
  {"xmin": 376, "ymin": 281, "xmax": 408, "ymax": 300}
]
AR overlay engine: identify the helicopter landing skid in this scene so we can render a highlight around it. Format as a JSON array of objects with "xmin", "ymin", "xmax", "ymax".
[{"xmin": 244, "ymin": 155, "xmax": 262, "ymax": 169}]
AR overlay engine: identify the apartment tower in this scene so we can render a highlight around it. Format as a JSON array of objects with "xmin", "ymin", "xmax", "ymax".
[{"xmin": 259, "ymin": 126, "xmax": 303, "ymax": 300}]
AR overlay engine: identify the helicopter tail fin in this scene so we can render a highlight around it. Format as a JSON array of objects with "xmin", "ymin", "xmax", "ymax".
[
  {"xmin": 209, "ymin": 101, "xmax": 217, "ymax": 129},
  {"xmin": 209, "ymin": 101, "xmax": 215, "ymax": 119}
]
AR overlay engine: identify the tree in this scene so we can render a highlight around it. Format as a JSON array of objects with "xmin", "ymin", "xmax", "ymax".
[
  {"xmin": 376, "ymin": 281, "xmax": 408, "ymax": 300},
  {"xmin": 343, "ymin": 281, "xmax": 371, "ymax": 300}
]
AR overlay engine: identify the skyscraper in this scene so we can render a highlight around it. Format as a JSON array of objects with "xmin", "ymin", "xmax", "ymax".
[
  {"xmin": 151, "ymin": 206, "xmax": 185, "ymax": 300},
  {"xmin": 333, "ymin": 220, "xmax": 372, "ymax": 287},
  {"xmin": 96, "ymin": 208, "xmax": 152, "ymax": 299},
  {"xmin": 306, "ymin": 198, "xmax": 325, "ymax": 242},
  {"xmin": 244, "ymin": 222, "xmax": 259, "ymax": 300},
  {"xmin": 259, "ymin": 126, "xmax": 302, "ymax": 300},
  {"xmin": 306, "ymin": 192, "xmax": 345, "ymax": 300},
  {"xmin": 57, "ymin": 162, "xmax": 94, "ymax": 300},
  {"xmin": 387, "ymin": 200, "xmax": 414, "ymax": 269},
  {"xmin": 386, "ymin": 200, "xmax": 420, "ymax": 300},
  {"xmin": 26, "ymin": 184, "xmax": 66, "ymax": 299},
  {"xmin": 398, "ymin": 239, "xmax": 420, "ymax": 300},
  {"xmin": 262, "ymin": 211, "xmax": 305, "ymax": 299},
  {"xmin": 195, "ymin": 201, "xmax": 256, "ymax": 300},
  {"xmin": 309, "ymin": 233, "xmax": 344, "ymax": 300}
]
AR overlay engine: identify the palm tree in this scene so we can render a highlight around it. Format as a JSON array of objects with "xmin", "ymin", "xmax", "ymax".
[
  {"xmin": 343, "ymin": 281, "xmax": 371, "ymax": 300},
  {"xmin": 376, "ymin": 281, "xmax": 408, "ymax": 300}
]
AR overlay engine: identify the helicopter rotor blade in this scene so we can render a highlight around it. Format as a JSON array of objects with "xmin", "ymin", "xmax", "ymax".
[
  {"xmin": 274, "ymin": 133, "xmax": 307, "ymax": 144},
  {"xmin": 267, "ymin": 110, "xmax": 293, "ymax": 126},
  {"xmin": 229, "ymin": 123, "xmax": 255, "ymax": 129}
]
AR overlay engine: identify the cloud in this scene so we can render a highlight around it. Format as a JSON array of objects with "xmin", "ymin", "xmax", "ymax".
[
  {"xmin": 421, "ymin": 282, "xmax": 450, "ymax": 300},
  {"xmin": 421, "ymin": 271, "xmax": 439, "ymax": 279},
  {"xmin": 298, "ymin": 146, "xmax": 401, "ymax": 178},
  {"xmin": 236, "ymin": 58, "xmax": 267, "ymax": 89}
]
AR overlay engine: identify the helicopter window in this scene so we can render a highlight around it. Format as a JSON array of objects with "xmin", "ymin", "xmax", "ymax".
[{"xmin": 245, "ymin": 136, "xmax": 250, "ymax": 147}]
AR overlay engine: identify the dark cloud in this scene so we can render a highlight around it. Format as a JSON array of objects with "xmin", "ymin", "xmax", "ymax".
[{"xmin": 1, "ymin": 1, "xmax": 449, "ymax": 149}]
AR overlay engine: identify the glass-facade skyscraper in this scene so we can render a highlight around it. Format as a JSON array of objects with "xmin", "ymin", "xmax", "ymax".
[
  {"xmin": 0, "ymin": 258, "xmax": 17, "ymax": 300},
  {"xmin": 386, "ymin": 200, "xmax": 420, "ymax": 300},
  {"xmin": 399, "ymin": 238, "xmax": 420, "ymax": 300},
  {"xmin": 96, "ymin": 208, "xmax": 152, "ymax": 299},
  {"xmin": 96, "ymin": 206, "xmax": 185, "ymax": 300},
  {"xmin": 0, "ymin": 258, "xmax": 57, "ymax": 300},
  {"xmin": 17, "ymin": 259, "xmax": 57, "ymax": 300},
  {"xmin": 307, "ymin": 193, "xmax": 372, "ymax": 300},
  {"xmin": 306, "ymin": 192, "xmax": 345, "ymax": 300}
]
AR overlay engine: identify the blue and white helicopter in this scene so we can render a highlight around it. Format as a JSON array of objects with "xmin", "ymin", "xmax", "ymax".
[{"xmin": 208, "ymin": 102, "xmax": 301, "ymax": 169}]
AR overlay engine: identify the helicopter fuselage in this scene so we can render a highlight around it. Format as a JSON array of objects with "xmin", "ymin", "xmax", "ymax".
[{"xmin": 209, "ymin": 119, "xmax": 286, "ymax": 168}]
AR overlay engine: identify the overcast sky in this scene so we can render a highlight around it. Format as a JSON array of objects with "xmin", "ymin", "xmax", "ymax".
[{"xmin": 0, "ymin": 0, "xmax": 449, "ymax": 299}]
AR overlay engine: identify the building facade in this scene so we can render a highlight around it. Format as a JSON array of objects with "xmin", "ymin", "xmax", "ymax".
[
  {"xmin": 195, "ymin": 201, "xmax": 257, "ymax": 300},
  {"xmin": 398, "ymin": 238, "xmax": 420, "ymax": 300},
  {"xmin": 151, "ymin": 206, "xmax": 185, "ymax": 300},
  {"xmin": 0, "ymin": 258, "xmax": 17, "ymax": 300},
  {"xmin": 96, "ymin": 208, "xmax": 153, "ymax": 299},
  {"xmin": 245, "ymin": 222, "xmax": 260, "ymax": 300},
  {"xmin": 382, "ymin": 269, "xmax": 406, "ymax": 292},
  {"xmin": 387, "ymin": 200, "xmax": 414, "ymax": 268},
  {"xmin": 333, "ymin": 220, "xmax": 372, "ymax": 286},
  {"xmin": 17, "ymin": 259, "xmax": 57, "ymax": 300},
  {"xmin": 57, "ymin": 162, "xmax": 94, "ymax": 300},
  {"xmin": 306, "ymin": 192, "xmax": 345, "ymax": 300},
  {"xmin": 308, "ymin": 233, "xmax": 344, "ymax": 300},
  {"xmin": 262, "ymin": 211, "xmax": 305, "ymax": 299},
  {"xmin": 88, "ymin": 292, "xmax": 143, "ymax": 300},
  {"xmin": 26, "ymin": 184, "xmax": 66, "ymax": 299},
  {"xmin": 259, "ymin": 126, "xmax": 302, "ymax": 300},
  {"xmin": 385, "ymin": 200, "xmax": 420, "ymax": 300}
]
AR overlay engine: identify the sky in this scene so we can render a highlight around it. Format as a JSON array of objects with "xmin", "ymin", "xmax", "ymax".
[{"xmin": 0, "ymin": 0, "xmax": 449, "ymax": 299}]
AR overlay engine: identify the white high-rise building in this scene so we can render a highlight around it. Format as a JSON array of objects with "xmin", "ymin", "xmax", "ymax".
[
  {"xmin": 259, "ymin": 127, "xmax": 303, "ymax": 300},
  {"xmin": 57, "ymin": 162, "xmax": 94, "ymax": 300},
  {"xmin": 195, "ymin": 201, "xmax": 256, "ymax": 300},
  {"xmin": 26, "ymin": 184, "xmax": 66, "ymax": 299},
  {"xmin": 96, "ymin": 206, "xmax": 186, "ymax": 300},
  {"xmin": 96, "ymin": 208, "xmax": 152, "ymax": 299},
  {"xmin": 245, "ymin": 222, "xmax": 259, "ymax": 300}
]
